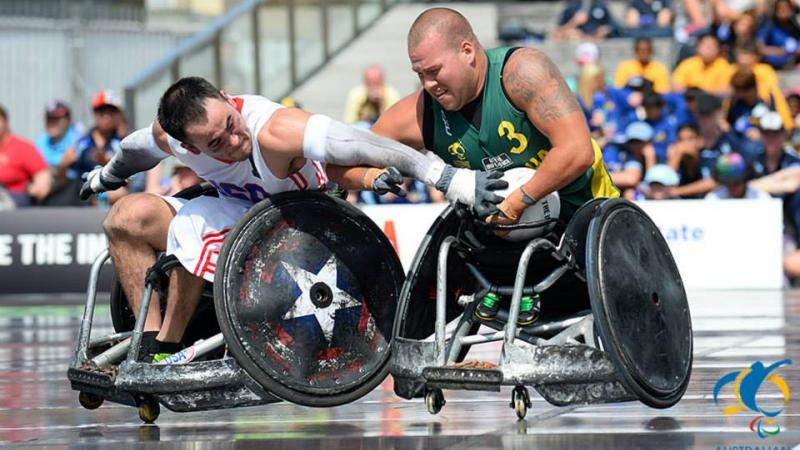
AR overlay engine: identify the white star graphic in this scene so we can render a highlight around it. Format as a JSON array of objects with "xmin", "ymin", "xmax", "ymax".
[{"xmin": 281, "ymin": 255, "xmax": 362, "ymax": 343}]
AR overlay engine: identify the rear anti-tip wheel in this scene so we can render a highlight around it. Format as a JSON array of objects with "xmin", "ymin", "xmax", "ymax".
[
  {"xmin": 425, "ymin": 388, "xmax": 445, "ymax": 415},
  {"xmin": 511, "ymin": 386, "xmax": 531, "ymax": 420},
  {"xmin": 78, "ymin": 392, "xmax": 104, "ymax": 410},
  {"xmin": 138, "ymin": 398, "xmax": 160, "ymax": 424}
]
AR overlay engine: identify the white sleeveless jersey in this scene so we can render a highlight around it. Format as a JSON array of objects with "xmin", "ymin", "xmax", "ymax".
[{"xmin": 166, "ymin": 94, "xmax": 328, "ymax": 204}]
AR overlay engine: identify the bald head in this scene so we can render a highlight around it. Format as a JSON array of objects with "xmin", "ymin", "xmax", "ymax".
[{"xmin": 408, "ymin": 8, "xmax": 478, "ymax": 52}]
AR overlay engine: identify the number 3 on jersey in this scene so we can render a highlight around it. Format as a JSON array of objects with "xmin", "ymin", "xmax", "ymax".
[{"xmin": 498, "ymin": 121, "xmax": 528, "ymax": 154}]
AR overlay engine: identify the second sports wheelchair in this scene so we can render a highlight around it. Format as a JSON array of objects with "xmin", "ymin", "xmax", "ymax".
[
  {"xmin": 67, "ymin": 185, "xmax": 404, "ymax": 422},
  {"xmin": 389, "ymin": 198, "xmax": 693, "ymax": 419}
]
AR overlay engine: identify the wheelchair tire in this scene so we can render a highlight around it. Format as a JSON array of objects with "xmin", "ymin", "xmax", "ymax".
[{"xmin": 586, "ymin": 199, "xmax": 692, "ymax": 409}]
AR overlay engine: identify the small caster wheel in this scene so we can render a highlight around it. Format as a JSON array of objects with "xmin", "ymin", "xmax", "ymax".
[
  {"xmin": 425, "ymin": 388, "xmax": 445, "ymax": 415},
  {"xmin": 138, "ymin": 398, "xmax": 160, "ymax": 423},
  {"xmin": 78, "ymin": 392, "xmax": 104, "ymax": 410},
  {"xmin": 511, "ymin": 386, "xmax": 531, "ymax": 420}
]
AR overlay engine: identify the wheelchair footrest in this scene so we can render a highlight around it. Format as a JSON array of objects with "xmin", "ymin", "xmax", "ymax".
[
  {"xmin": 67, "ymin": 366, "xmax": 116, "ymax": 389},
  {"xmin": 422, "ymin": 366, "xmax": 503, "ymax": 392}
]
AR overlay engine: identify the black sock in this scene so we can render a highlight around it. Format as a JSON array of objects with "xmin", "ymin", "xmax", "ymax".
[
  {"xmin": 137, "ymin": 331, "xmax": 159, "ymax": 360},
  {"xmin": 152, "ymin": 339, "xmax": 182, "ymax": 354}
]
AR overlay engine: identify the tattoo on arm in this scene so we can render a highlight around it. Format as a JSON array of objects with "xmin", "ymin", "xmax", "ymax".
[{"xmin": 504, "ymin": 49, "xmax": 580, "ymax": 123}]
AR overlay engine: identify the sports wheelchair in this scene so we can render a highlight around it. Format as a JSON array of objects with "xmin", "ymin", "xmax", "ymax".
[
  {"xmin": 67, "ymin": 185, "xmax": 404, "ymax": 422},
  {"xmin": 389, "ymin": 198, "xmax": 693, "ymax": 419}
]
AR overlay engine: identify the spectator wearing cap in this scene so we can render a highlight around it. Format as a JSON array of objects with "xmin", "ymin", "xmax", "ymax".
[
  {"xmin": 749, "ymin": 112, "xmax": 800, "ymax": 192},
  {"xmin": 613, "ymin": 38, "xmax": 671, "ymax": 94},
  {"xmin": 642, "ymin": 93, "xmax": 678, "ymax": 162},
  {"xmin": 71, "ymin": 89, "xmax": 127, "ymax": 205},
  {"xmin": 0, "ymin": 105, "xmax": 51, "ymax": 207},
  {"xmin": 639, "ymin": 164, "xmax": 680, "ymax": 200},
  {"xmin": 34, "ymin": 101, "xmax": 83, "ymax": 174},
  {"xmin": 725, "ymin": 68, "xmax": 771, "ymax": 140},
  {"xmin": 706, "ymin": 152, "xmax": 769, "ymax": 199},
  {"xmin": 756, "ymin": 0, "xmax": 800, "ymax": 69},
  {"xmin": 733, "ymin": 42, "xmax": 794, "ymax": 131},
  {"xmin": 603, "ymin": 121, "xmax": 656, "ymax": 192},
  {"xmin": 553, "ymin": 0, "xmax": 620, "ymax": 41},
  {"xmin": 672, "ymin": 92, "xmax": 764, "ymax": 197},
  {"xmin": 672, "ymin": 33, "xmax": 733, "ymax": 96},
  {"xmin": 624, "ymin": 0, "xmax": 674, "ymax": 37}
]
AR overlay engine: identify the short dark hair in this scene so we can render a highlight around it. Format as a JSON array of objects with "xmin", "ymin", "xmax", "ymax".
[
  {"xmin": 157, "ymin": 77, "xmax": 225, "ymax": 143},
  {"xmin": 730, "ymin": 68, "xmax": 757, "ymax": 90},
  {"xmin": 634, "ymin": 37, "xmax": 652, "ymax": 49},
  {"xmin": 0, "ymin": 104, "xmax": 6, "ymax": 122},
  {"xmin": 643, "ymin": 93, "xmax": 664, "ymax": 108},
  {"xmin": 677, "ymin": 123, "xmax": 699, "ymax": 135},
  {"xmin": 697, "ymin": 32, "xmax": 720, "ymax": 45}
]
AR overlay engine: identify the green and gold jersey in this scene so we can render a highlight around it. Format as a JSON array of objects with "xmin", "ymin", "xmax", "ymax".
[{"xmin": 422, "ymin": 46, "xmax": 619, "ymax": 219}]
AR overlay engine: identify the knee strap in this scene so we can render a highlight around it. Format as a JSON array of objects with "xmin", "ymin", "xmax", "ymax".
[{"xmin": 145, "ymin": 254, "xmax": 182, "ymax": 288}]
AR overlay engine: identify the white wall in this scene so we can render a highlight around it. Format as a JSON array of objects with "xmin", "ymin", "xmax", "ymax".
[{"xmin": 360, "ymin": 199, "xmax": 785, "ymax": 290}]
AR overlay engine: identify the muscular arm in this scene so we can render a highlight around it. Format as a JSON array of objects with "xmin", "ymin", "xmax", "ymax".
[{"xmin": 503, "ymin": 48, "xmax": 595, "ymax": 203}]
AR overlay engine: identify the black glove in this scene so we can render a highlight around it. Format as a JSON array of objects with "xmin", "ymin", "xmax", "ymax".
[
  {"xmin": 473, "ymin": 170, "xmax": 508, "ymax": 218},
  {"xmin": 372, "ymin": 167, "xmax": 406, "ymax": 197},
  {"xmin": 79, "ymin": 166, "xmax": 127, "ymax": 201}
]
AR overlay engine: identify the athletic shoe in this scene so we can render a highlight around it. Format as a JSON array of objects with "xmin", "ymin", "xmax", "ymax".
[
  {"xmin": 517, "ymin": 295, "xmax": 541, "ymax": 326},
  {"xmin": 475, "ymin": 292, "xmax": 502, "ymax": 321}
]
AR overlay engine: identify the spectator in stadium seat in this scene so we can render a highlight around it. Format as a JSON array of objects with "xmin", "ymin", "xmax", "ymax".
[
  {"xmin": 672, "ymin": 33, "xmax": 733, "ymax": 96},
  {"xmin": 725, "ymin": 68, "xmax": 771, "ymax": 140},
  {"xmin": 643, "ymin": 93, "xmax": 678, "ymax": 162},
  {"xmin": 718, "ymin": 11, "xmax": 759, "ymax": 60},
  {"xmin": 0, "ymin": 105, "xmax": 51, "ymax": 207},
  {"xmin": 640, "ymin": 164, "xmax": 680, "ymax": 199},
  {"xmin": 671, "ymin": 93, "xmax": 764, "ymax": 197},
  {"xmin": 34, "ymin": 100, "xmax": 82, "ymax": 175},
  {"xmin": 603, "ymin": 121, "xmax": 656, "ymax": 193},
  {"xmin": 667, "ymin": 123, "xmax": 705, "ymax": 193},
  {"xmin": 756, "ymin": 0, "xmax": 800, "ymax": 69},
  {"xmin": 624, "ymin": 0, "xmax": 674, "ymax": 37},
  {"xmin": 552, "ymin": 0, "xmax": 620, "ymax": 41},
  {"xmin": 576, "ymin": 63, "xmax": 626, "ymax": 146},
  {"xmin": 70, "ymin": 89, "xmax": 127, "ymax": 206},
  {"xmin": 706, "ymin": 152, "xmax": 769, "ymax": 199},
  {"xmin": 734, "ymin": 42, "xmax": 795, "ymax": 131},
  {"xmin": 343, "ymin": 65, "xmax": 400, "ymax": 126},
  {"xmin": 614, "ymin": 38, "xmax": 671, "ymax": 94}
]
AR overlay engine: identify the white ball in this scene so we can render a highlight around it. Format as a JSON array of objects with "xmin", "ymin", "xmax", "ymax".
[{"xmin": 494, "ymin": 167, "xmax": 560, "ymax": 242}]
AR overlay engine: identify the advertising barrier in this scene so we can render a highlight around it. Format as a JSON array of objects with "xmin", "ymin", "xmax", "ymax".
[{"xmin": 0, "ymin": 198, "xmax": 784, "ymax": 296}]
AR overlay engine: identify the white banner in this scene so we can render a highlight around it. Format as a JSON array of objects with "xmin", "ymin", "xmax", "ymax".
[{"xmin": 361, "ymin": 199, "xmax": 784, "ymax": 290}]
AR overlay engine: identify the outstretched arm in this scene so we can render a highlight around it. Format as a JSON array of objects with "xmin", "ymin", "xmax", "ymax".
[
  {"xmin": 258, "ymin": 106, "xmax": 506, "ymax": 215},
  {"xmin": 80, "ymin": 121, "xmax": 172, "ymax": 200}
]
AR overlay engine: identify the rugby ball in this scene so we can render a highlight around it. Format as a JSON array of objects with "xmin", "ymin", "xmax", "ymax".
[{"xmin": 494, "ymin": 167, "xmax": 560, "ymax": 242}]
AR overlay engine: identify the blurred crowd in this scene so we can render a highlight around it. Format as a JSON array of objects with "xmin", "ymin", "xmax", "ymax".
[
  {"xmin": 0, "ymin": 89, "xmax": 201, "ymax": 211},
  {"xmin": 2, "ymin": 0, "xmax": 800, "ymax": 279}
]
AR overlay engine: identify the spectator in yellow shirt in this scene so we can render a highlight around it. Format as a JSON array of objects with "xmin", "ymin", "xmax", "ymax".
[
  {"xmin": 614, "ymin": 38, "xmax": 671, "ymax": 93},
  {"xmin": 733, "ymin": 41, "xmax": 794, "ymax": 131},
  {"xmin": 343, "ymin": 65, "xmax": 400, "ymax": 126},
  {"xmin": 672, "ymin": 33, "xmax": 733, "ymax": 96}
]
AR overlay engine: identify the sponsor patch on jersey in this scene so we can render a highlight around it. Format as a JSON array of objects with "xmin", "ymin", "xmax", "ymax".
[{"xmin": 482, "ymin": 153, "xmax": 513, "ymax": 171}]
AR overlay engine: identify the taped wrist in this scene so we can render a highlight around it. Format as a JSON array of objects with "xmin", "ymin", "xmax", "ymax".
[{"xmin": 103, "ymin": 124, "xmax": 167, "ymax": 181}]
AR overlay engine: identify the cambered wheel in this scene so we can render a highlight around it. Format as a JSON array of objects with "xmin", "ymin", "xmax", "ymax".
[
  {"xmin": 511, "ymin": 386, "xmax": 531, "ymax": 420},
  {"xmin": 78, "ymin": 392, "xmax": 104, "ymax": 410},
  {"xmin": 425, "ymin": 388, "xmax": 445, "ymax": 415},
  {"xmin": 137, "ymin": 398, "xmax": 160, "ymax": 424}
]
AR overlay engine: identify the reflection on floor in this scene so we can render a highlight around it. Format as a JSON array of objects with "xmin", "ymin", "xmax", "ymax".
[{"xmin": 0, "ymin": 291, "xmax": 798, "ymax": 449}]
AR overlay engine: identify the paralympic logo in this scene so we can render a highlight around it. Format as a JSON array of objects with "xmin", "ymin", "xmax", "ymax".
[{"xmin": 713, "ymin": 359, "xmax": 792, "ymax": 438}]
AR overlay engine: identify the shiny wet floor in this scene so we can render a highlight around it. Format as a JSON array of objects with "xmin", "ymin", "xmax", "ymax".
[{"xmin": 1, "ymin": 291, "xmax": 800, "ymax": 449}]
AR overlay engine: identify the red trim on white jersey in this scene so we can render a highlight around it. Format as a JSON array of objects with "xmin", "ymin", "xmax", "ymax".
[{"xmin": 193, "ymin": 228, "xmax": 231, "ymax": 277}]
